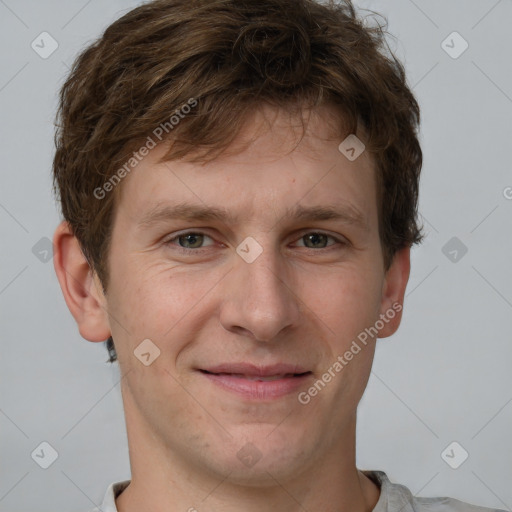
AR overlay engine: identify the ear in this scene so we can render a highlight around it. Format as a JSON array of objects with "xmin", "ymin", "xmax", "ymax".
[
  {"xmin": 377, "ymin": 246, "xmax": 411, "ymax": 338},
  {"xmin": 53, "ymin": 221, "xmax": 111, "ymax": 342}
]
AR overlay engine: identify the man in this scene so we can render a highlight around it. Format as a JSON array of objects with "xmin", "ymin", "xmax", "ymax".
[{"xmin": 51, "ymin": 0, "xmax": 505, "ymax": 510}]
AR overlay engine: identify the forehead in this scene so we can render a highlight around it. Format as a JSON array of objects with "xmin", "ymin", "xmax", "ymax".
[{"xmin": 113, "ymin": 105, "xmax": 377, "ymax": 228}]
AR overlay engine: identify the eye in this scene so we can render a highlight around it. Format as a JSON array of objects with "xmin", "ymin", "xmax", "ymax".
[
  {"xmin": 163, "ymin": 230, "xmax": 346, "ymax": 253},
  {"xmin": 294, "ymin": 232, "xmax": 344, "ymax": 249},
  {"xmin": 164, "ymin": 231, "xmax": 215, "ymax": 250}
]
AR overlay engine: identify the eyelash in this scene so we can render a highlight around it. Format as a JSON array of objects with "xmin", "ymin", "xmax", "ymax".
[{"xmin": 163, "ymin": 230, "xmax": 347, "ymax": 254}]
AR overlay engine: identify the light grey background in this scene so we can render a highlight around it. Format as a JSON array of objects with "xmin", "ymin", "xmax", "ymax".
[{"xmin": 0, "ymin": 0, "xmax": 511, "ymax": 511}]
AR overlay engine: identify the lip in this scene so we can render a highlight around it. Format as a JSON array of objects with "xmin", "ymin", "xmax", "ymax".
[{"xmin": 198, "ymin": 363, "xmax": 313, "ymax": 400}]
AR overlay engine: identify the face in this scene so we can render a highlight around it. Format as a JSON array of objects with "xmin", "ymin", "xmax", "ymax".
[{"xmin": 88, "ymin": 105, "xmax": 408, "ymax": 484}]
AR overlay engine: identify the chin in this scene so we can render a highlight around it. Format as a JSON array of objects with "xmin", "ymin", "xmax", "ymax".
[{"xmin": 206, "ymin": 428, "xmax": 314, "ymax": 486}]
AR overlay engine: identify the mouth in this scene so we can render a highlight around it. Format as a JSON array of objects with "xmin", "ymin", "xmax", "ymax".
[
  {"xmin": 202, "ymin": 372, "xmax": 308, "ymax": 381},
  {"xmin": 198, "ymin": 364, "xmax": 313, "ymax": 400}
]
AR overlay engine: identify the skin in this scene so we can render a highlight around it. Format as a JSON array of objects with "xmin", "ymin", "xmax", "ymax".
[{"xmin": 54, "ymin": 104, "xmax": 410, "ymax": 512}]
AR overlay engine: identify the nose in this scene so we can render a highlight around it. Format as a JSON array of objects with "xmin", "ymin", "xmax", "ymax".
[{"xmin": 219, "ymin": 242, "xmax": 302, "ymax": 343}]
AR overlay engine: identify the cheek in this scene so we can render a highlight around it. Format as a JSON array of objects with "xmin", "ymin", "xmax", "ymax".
[
  {"xmin": 107, "ymin": 261, "xmax": 222, "ymax": 355},
  {"xmin": 312, "ymin": 265, "xmax": 383, "ymax": 333}
]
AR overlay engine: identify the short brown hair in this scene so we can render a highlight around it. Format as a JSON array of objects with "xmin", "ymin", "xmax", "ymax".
[{"xmin": 52, "ymin": 0, "xmax": 423, "ymax": 363}]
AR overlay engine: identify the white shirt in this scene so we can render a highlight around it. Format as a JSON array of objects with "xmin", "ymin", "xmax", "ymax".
[{"xmin": 88, "ymin": 470, "xmax": 506, "ymax": 512}]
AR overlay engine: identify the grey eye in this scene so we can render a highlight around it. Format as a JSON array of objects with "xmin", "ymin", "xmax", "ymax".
[
  {"xmin": 302, "ymin": 233, "xmax": 331, "ymax": 248},
  {"xmin": 177, "ymin": 233, "xmax": 205, "ymax": 249}
]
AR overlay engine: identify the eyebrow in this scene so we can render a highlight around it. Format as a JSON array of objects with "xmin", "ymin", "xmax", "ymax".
[{"xmin": 137, "ymin": 201, "xmax": 368, "ymax": 231}]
